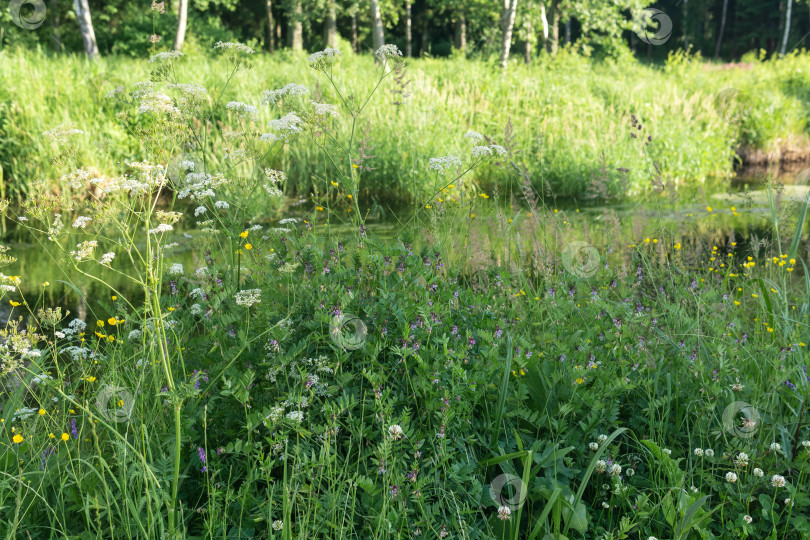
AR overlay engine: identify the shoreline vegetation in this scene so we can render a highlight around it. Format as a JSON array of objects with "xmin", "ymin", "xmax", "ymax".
[{"xmin": 2, "ymin": 47, "xmax": 810, "ymax": 206}]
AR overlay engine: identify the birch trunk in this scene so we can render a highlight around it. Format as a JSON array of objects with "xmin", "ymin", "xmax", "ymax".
[
  {"xmin": 405, "ymin": 1, "xmax": 412, "ymax": 57},
  {"xmin": 499, "ymin": 0, "xmax": 518, "ymax": 69},
  {"xmin": 266, "ymin": 0, "xmax": 275, "ymax": 52},
  {"xmin": 324, "ymin": 0, "xmax": 338, "ymax": 48},
  {"xmin": 73, "ymin": 0, "xmax": 99, "ymax": 60},
  {"xmin": 715, "ymin": 0, "xmax": 728, "ymax": 58},
  {"xmin": 173, "ymin": 0, "xmax": 188, "ymax": 51},
  {"xmin": 781, "ymin": 0, "xmax": 794, "ymax": 55},
  {"xmin": 287, "ymin": 0, "xmax": 303, "ymax": 51},
  {"xmin": 370, "ymin": 0, "xmax": 385, "ymax": 54}
]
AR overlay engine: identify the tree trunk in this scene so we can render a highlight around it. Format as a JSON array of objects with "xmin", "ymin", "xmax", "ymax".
[
  {"xmin": 547, "ymin": 0, "xmax": 560, "ymax": 55},
  {"xmin": 499, "ymin": 0, "xmax": 518, "ymax": 69},
  {"xmin": 565, "ymin": 18, "xmax": 570, "ymax": 44},
  {"xmin": 540, "ymin": 3, "xmax": 548, "ymax": 49},
  {"xmin": 324, "ymin": 0, "xmax": 337, "ymax": 48},
  {"xmin": 370, "ymin": 0, "xmax": 385, "ymax": 54},
  {"xmin": 351, "ymin": 12, "xmax": 358, "ymax": 52},
  {"xmin": 683, "ymin": 0, "xmax": 689, "ymax": 50},
  {"xmin": 406, "ymin": 1, "xmax": 412, "ymax": 57},
  {"xmin": 781, "ymin": 0, "xmax": 794, "ymax": 55},
  {"xmin": 51, "ymin": 0, "xmax": 62, "ymax": 52},
  {"xmin": 421, "ymin": 18, "xmax": 429, "ymax": 56},
  {"xmin": 73, "ymin": 0, "xmax": 99, "ymax": 60},
  {"xmin": 715, "ymin": 0, "xmax": 728, "ymax": 58},
  {"xmin": 173, "ymin": 0, "xmax": 188, "ymax": 51},
  {"xmin": 454, "ymin": 13, "xmax": 467, "ymax": 51},
  {"xmin": 524, "ymin": 24, "xmax": 531, "ymax": 63},
  {"xmin": 287, "ymin": 0, "xmax": 303, "ymax": 51},
  {"xmin": 265, "ymin": 0, "xmax": 275, "ymax": 52}
]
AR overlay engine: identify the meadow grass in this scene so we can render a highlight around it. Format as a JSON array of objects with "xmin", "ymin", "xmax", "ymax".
[
  {"xmin": 2, "ymin": 46, "xmax": 810, "ymax": 205},
  {"xmin": 0, "ymin": 43, "xmax": 808, "ymax": 540}
]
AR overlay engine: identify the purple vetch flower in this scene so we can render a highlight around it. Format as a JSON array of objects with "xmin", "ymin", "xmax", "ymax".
[
  {"xmin": 785, "ymin": 380, "xmax": 797, "ymax": 391},
  {"xmin": 389, "ymin": 484, "xmax": 399, "ymax": 497},
  {"xmin": 494, "ymin": 325, "xmax": 503, "ymax": 339},
  {"xmin": 71, "ymin": 418, "xmax": 79, "ymax": 439},
  {"xmin": 40, "ymin": 445, "xmax": 57, "ymax": 470},
  {"xmin": 407, "ymin": 469, "xmax": 418, "ymax": 482},
  {"xmin": 198, "ymin": 447, "xmax": 207, "ymax": 472},
  {"xmin": 331, "ymin": 305, "xmax": 342, "ymax": 317},
  {"xmin": 467, "ymin": 336, "xmax": 476, "ymax": 348}
]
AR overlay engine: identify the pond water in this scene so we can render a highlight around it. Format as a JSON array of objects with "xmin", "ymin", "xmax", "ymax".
[{"xmin": 3, "ymin": 165, "xmax": 810, "ymax": 321}]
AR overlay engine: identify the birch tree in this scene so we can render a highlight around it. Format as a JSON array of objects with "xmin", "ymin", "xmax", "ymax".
[{"xmin": 73, "ymin": 0, "xmax": 99, "ymax": 60}]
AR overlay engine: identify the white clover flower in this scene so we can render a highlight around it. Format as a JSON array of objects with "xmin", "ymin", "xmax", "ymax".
[
  {"xmin": 734, "ymin": 452, "xmax": 749, "ymax": 467},
  {"xmin": 471, "ymin": 145, "xmax": 493, "ymax": 158},
  {"xmin": 771, "ymin": 475, "xmax": 786, "ymax": 488},
  {"xmin": 235, "ymin": 289, "xmax": 261, "ymax": 308},
  {"xmin": 149, "ymin": 51, "xmax": 184, "ymax": 63},
  {"xmin": 388, "ymin": 424, "xmax": 404, "ymax": 440},
  {"xmin": 261, "ymin": 83, "xmax": 309, "ymax": 105},
  {"xmin": 597, "ymin": 434, "xmax": 608, "ymax": 445},
  {"xmin": 272, "ymin": 520, "xmax": 283, "ymax": 531},
  {"xmin": 648, "ymin": 537, "xmax": 658, "ymax": 540},
  {"xmin": 785, "ymin": 498, "xmax": 792, "ymax": 506},
  {"xmin": 801, "ymin": 440, "xmax": 810, "ymax": 448},
  {"xmin": 72, "ymin": 216, "xmax": 92, "ymax": 229},
  {"xmin": 602, "ymin": 501, "xmax": 609, "ymax": 509},
  {"xmin": 594, "ymin": 460, "xmax": 607, "ymax": 473},
  {"xmin": 214, "ymin": 200, "xmax": 230, "ymax": 209},
  {"xmin": 375, "ymin": 44, "xmax": 402, "ymax": 58},
  {"xmin": 725, "ymin": 472, "xmax": 738, "ymax": 483},
  {"xmin": 428, "ymin": 155, "xmax": 461, "ymax": 173},
  {"xmin": 100, "ymin": 252, "xmax": 115, "ymax": 265},
  {"xmin": 149, "ymin": 223, "xmax": 173, "ymax": 234},
  {"xmin": 743, "ymin": 515, "xmax": 753, "ymax": 524},
  {"xmin": 753, "ymin": 468, "xmax": 764, "ymax": 477},
  {"xmin": 609, "ymin": 463, "xmax": 622, "ymax": 476},
  {"xmin": 694, "ymin": 448, "xmax": 704, "ymax": 457},
  {"xmin": 214, "ymin": 41, "xmax": 255, "ymax": 54},
  {"xmin": 588, "ymin": 442, "xmax": 599, "ymax": 451},
  {"xmin": 226, "ymin": 101, "xmax": 258, "ymax": 121},
  {"xmin": 705, "ymin": 449, "xmax": 714, "ymax": 457},
  {"xmin": 690, "ymin": 486, "xmax": 698, "ymax": 493},
  {"xmin": 662, "ymin": 448, "xmax": 672, "ymax": 456},
  {"xmin": 169, "ymin": 263, "xmax": 184, "ymax": 276},
  {"xmin": 770, "ymin": 442, "xmax": 782, "ymax": 452},
  {"xmin": 497, "ymin": 505, "xmax": 511, "ymax": 521}
]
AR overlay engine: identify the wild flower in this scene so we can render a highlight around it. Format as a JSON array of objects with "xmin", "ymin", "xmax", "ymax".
[
  {"xmin": 771, "ymin": 475, "xmax": 786, "ymax": 488},
  {"xmin": 725, "ymin": 472, "xmax": 738, "ymax": 483},
  {"xmin": 149, "ymin": 51, "xmax": 183, "ymax": 63},
  {"xmin": 137, "ymin": 92, "xmax": 181, "ymax": 118},
  {"xmin": 734, "ymin": 452, "xmax": 749, "ymax": 467},
  {"xmin": 286, "ymin": 410, "xmax": 304, "ymax": 423},
  {"xmin": 226, "ymin": 101, "xmax": 258, "ymax": 121},
  {"xmin": 261, "ymin": 83, "xmax": 309, "ymax": 105},
  {"xmin": 272, "ymin": 520, "xmax": 283, "ymax": 531},
  {"xmin": 194, "ymin": 206, "xmax": 207, "ymax": 217},
  {"xmin": 694, "ymin": 448, "xmax": 704, "ymax": 457},
  {"xmin": 753, "ymin": 468, "xmax": 764, "ymax": 477},
  {"xmin": 262, "ymin": 113, "xmax": 304, "ymax": 142},
  {"xmin": 388, "ymin": 424, "xmax": 404, "ymax": 440},
  {"xmin": 471, "ymin": 146, "xmax": 493, "ymax": 158},
  {"xmin": 100, "ymin": 252, "xmax": 115, "ymax": 266},
  {"xmin": 595, "ymin": 460, "xmax": 607, "ymax": 473},
  {"xmin": 310, "ymin": 101, "xmax": 338, "ymax": 117},
  {"xmin": 42, "ymin": 123, "xmax": 84, "ymax": 144},
  {"xmin": 705, "ymin": 449, "xmax": 714, "ymax": 457},
  {"xmin": 72, "ymin": 216, "xmax": 92, "ymax": 229},
  {"xmin": 769, "ymin": 442, "xmax": 781, "ymax": 452},
  {"xmin": 464, "ymin": 130, "xmax": 484, "ymax": 143},
  {"xmin": 597, "ymin": 434, "xmax": 608, "ymax": 444},
  {"xmin": 197, "ymin": 447, "xmax": 207, "ymax": 472},
  {"xmin": 71, "ymin": 241, "xmax": 98, "ymax": 262},
  {"xmin": 375, "ymin": 44, "xmax": 402, "ymax": 59},
  {"xmin": 428, "ymin": 155, "xmax": 461, "ymax": 173},
  {"xmin": 235, "ymin": 289, "xmax": 261, "ymax": 307},
  {"xmin": 609, "ymin": 463, "xmax": 622, "ymax": 476},
  {"xmin": 169, "ymin": 263, "xmax": 184, "ymax": 276},
  {"xmin": 214, "ymin": 201, "xmax": 229, "ymax": 209},
  {"xmin": 149, "ymin": 224, "xmax": 173, "ymax": 235},
  {"xmin": 213, "ymin": 41, "xmax": 255, "ymax": 54},
  {"xmin": 589, "ymin": 442, "xmax": 599, "ymax": 451},
  {"xmin": 743, "ymin": 515, "xmax": 753, "ymax": 524},
  {"xmin": 307, "ymin": 48, "xmax": 342, "ymax": 70},
  {"xmin": 497, "ymin": 505, "xmax": 511, "ymax": 520}
]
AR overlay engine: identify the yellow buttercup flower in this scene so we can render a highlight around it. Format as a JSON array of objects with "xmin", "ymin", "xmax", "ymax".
[
  {"xmin": 107, "ymin": 317, "xmax": 117, "ymax": 326},
  {"xmin": 330, "ymin": 181, "xmax": 338, "ymax": 186},
  {"xmin": 61, "ymin": 433, "xmax": 70, "ymax": 442},
  {"xmin": 12, "ymin": 434, "xmax": 23, "ymax": 444},
  {"xmin": 38, "ymin": 409, "xmax": 46, "ymax": 416},
  {"xmin": 244, "ymin": 243, "xmax": 253, "ymax": 250},
  {"xmin": 239, "ymin": 231, "xmax": 249, "ymax": 239},
  {"xmin": 316, "ymin": 206, "xmax": 324, "ymax": 211},
  {"xmin": 479, "ymin": 193, "xmax": 489, "ymax": 199},
  {"xmin": 9, "ymin": 301, "xmax": 20, "ymax": 307}
]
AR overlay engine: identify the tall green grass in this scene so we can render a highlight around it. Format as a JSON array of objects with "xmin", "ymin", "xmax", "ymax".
[{"xmin": 1, "ymin": 47, "xmax": 809, "ymax": 205}]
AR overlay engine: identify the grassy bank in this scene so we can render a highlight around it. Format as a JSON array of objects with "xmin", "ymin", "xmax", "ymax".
[{"xmin": 1, "ymin": 47, "xmax": 809, "ymax": 205}]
